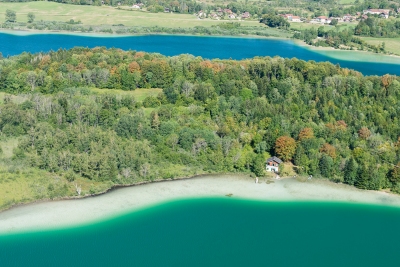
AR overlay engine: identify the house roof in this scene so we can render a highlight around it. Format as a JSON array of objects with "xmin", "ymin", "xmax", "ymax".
[
  {"xmin": 266, "ymin": 156, "xmax": 283, "ymax": 164},
  {"xmin": 366, "ymin": 9, "xmax": 390, "ymax": 14}
]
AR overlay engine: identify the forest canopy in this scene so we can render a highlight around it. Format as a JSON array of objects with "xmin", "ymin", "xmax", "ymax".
[{"xmin": 0, "ymin": 47, "xmax": 400, "ymax": 200}]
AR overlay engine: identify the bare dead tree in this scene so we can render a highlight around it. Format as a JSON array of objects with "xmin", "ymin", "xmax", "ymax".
[
  {"xmin": 181, "ymin": 80, "xmax": 194, "ymax": 97},
  {"xmin": 74, "ymin": 183, "xmax": 82, "ymax": 196},
  {"xmin": 26, "ymin": 71, "xmax": 37, "ymax": 91},
  {"xmin": 192, "ymin": 138, "xmax": 207, "ymax": 155},
  {"xmin": 139, "ymin": 163, "xmax": 150, "ymax": 178},
  {"xmin": 121, "ymin": 168, "xmax": 131, "ymax": 179}
]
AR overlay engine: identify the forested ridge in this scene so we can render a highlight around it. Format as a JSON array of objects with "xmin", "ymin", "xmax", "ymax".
[{"xmin": 0, "ymin": 47, "xmax": 400, "ymax": 206}]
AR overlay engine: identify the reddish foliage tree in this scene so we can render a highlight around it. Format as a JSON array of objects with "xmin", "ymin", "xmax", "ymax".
[
  {"xmin": 320, "ymin": 143, "xmax": 337, "ymax": 159},
  {"xmin": 128, "ymin": 61, "xmax": 141, "ymax": 73},
  {"xmin": 358, "ymin": 127, "xmax": 371, "ymax": 140}
]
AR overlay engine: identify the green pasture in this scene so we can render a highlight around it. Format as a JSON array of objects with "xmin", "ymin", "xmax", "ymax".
[
  {"xmin": 359, "ymin": 37, "xmax": 400, "ymax": 55},
  {"xmin": 0, "ymin": 2, "xmax": 261, "ymax": 28}
]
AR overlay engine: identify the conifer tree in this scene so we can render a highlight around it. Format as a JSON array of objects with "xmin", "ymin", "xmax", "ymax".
[
  {"xmin": 319, "ymin": 154, "xmax": 333, "ymax": 178},
  {"xmin": 355, "ymin": 164, "xmax": 369, "ymax": 189},
  {"xmin": 344, "ymin": 158, "xmax": 358, "ymax": 185}
]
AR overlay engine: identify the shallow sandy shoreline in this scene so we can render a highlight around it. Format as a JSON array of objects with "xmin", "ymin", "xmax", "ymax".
[
  {"xmin": 293, "ymin": 39, "xmax": 400, "ymax": 64},
  {"xmin": 1, "ymin": 174, "xmax": 400, "ymax": 234}
]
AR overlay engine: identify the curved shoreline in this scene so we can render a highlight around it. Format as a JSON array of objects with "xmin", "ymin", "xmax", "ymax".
[
  {"xmin": 2, "ymin": 29, "xmax": 400, "ymax": 65},
  {"xmin": 1, "ymin": 174, "xmax": 400, "ymax": 235}
]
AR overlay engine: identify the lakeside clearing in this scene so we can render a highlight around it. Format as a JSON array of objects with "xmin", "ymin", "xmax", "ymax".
[
  {"xmin": 1, "ymin": 174, "xmax": 400, "ymax": 234},
  {"xmin": 294, "ymin": 39, "xmax": 400, "ymax": 65}
]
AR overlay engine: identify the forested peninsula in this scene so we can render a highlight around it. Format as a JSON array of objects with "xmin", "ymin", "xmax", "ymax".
[{"xmin": 0, "ymin": 47, "xmax": 400, "ymax": 209}]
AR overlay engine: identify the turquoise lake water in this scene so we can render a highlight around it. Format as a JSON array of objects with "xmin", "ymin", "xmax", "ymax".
[
  {"xmin": 0, "ymin": 33, "xmax": 399, "ymax": 76},
  {"xmin": 1, "ymin": 198, "xmax": 400, "ymax": 267}
]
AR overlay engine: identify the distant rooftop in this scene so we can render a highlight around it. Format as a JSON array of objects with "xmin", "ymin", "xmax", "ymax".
[{"xmin": 266, "ymin": 156, "xmax": 283, "ymax": 164}]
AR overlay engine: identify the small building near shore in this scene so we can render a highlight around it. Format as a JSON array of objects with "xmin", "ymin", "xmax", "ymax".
[{"xmin": 266, "ymin": 156, "xmax": 282, "ymax": 173}]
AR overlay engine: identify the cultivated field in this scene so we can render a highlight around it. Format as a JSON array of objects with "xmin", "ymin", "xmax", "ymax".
[{"xmin": 0, "ymin": 2, "xmax": 261, "ymax": 28}]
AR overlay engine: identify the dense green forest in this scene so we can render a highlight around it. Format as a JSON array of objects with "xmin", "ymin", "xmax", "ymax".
[
  {"xmin": 0, "ymin": 47, "xmax": 400, "ymax": 207},
  {"xmin": 355, "ymin": 17, "xmax": 400, "ymax": 37}
]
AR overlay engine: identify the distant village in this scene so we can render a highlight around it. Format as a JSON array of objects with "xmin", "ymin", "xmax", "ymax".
[
  {"xmin": 194, "ymin": 8, "xmax": 398, "ymax": 22},
  {"xmin": 195, "ymin": 8, "xmax": 252, "ymax": 20},
  {"xmin": 112, "ymin": 1, "xmax": 400, "ymax": 23},
  {"xmin": 281, "ymin": 9, "xmax": 397, "ymax": 25}
]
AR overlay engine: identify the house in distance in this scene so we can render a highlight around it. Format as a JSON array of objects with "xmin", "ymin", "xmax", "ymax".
[{"xmin": 266, "ymin": 156, "xmax": 282, "ymax": 173}]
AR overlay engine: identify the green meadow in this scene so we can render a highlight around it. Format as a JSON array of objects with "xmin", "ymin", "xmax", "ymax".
[
  {"xmin": 359, "ymin": 37, "xmax": 400, "ymax": 55},
  {"xmin": 0, "ymin": 2, "xmax": 262, "ymax": 28}
]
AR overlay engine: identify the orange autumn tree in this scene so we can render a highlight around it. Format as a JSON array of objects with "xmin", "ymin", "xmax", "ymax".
[
  {"xmin": 320, "ymin": 143, "xmax": 337, "ymax": 159},
  {"xmin": 128, "ymin": 61, "xmax": 141, "ymax": 73},
  {"xmin": 275, "ymin": 136, "xmax": 297, "ymax": 161},
  {"xmin": 358, "ymin": 127, "xmax": 371, "ymax": 140},
  {"xmin": 298, "ymin": 127, "xmax": 314, "ymax": 141}
]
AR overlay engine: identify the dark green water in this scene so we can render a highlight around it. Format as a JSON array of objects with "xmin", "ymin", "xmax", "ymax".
[{"xmin": 1, "ymin": 198, "xmax": 400, "ymax": 267}]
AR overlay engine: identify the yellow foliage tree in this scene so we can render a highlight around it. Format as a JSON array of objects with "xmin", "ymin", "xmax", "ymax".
[{"xmin": 298, "ymin": 127, "xmax": 314, "ymax": 141}]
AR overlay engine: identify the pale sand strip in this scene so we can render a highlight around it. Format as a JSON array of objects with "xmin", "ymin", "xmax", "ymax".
[{"xmin": 1, "ymin": 174, "xmax": 400, "ymax": 234}]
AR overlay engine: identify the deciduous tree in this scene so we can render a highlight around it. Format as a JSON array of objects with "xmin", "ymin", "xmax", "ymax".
[
  {"xmin": 275, "ymin": 136, "xmax": 296, "ymax": 161},
  {"xmin": 5, "ymin": 10, "xmax": 16, "ymax": 22}
]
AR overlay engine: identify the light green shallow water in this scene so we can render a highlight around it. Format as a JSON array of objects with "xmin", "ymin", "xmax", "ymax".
[{"xmin": 1, "ymin": 198, "xmax": 400, "ymax": 267}]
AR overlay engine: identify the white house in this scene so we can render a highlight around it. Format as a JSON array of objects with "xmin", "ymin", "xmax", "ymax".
[
  {"xmin": 316, "ymin": 16, "xmax": 328, "ymax": 23},
  {"xmin": 229, "ymin": 13, "xmax": 237, "ymax": 19},
  {"xmin": 266, "ymin": 156, "xmax": 282, "ymax": 173},
  {"xmin": 363, "ymin": 9, "xmax": 390, "ymax": 19},
  {"xmin": 290, "ymin": 16, "xmax": 301, "ymax": 22}
]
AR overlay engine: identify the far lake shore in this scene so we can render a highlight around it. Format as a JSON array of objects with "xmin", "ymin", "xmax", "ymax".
[
  {"xmin": 1, "ymin": 174, "xmax": 400, "ymax": 234},
  {"xmin": 2, "ymin": 29, "xmax": 400, "ymax": 65}
]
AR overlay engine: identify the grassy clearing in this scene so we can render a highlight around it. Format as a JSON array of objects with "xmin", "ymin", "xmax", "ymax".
[
  {"xmin": 359, "ymin": 37, "xmax": 400, "ymax": 55},
  {"xmin": 0, "ymin": 137, "xmax": 52, "ymax": 209},
  {"xmin": 88, "ymin": 88, "xmax": 162, "ymax": 117},
  {"xmin": 0, "ymin": 2, "xmax": 261, "ymax": 28},
  {"xmin": 339, "ymin": 0, "xmax": 356, "ymax": 4},
  {"xmin": 0, "ymin": 136, "xmax": 121, "ymax": 210},
  {"xmin": 89, "ymin": 88, "xmax": 163, "ymax": 101},
  {"xmin": 0, "ymin": 92, "xmax": 29, "ymax": 105},
  {"xmin": 290, "ymin": 22, "xmax": 356, "ymax": 31},
  {"xmin": 0, "ymin": 137, "xmax": 19, "ymax": 158}
]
